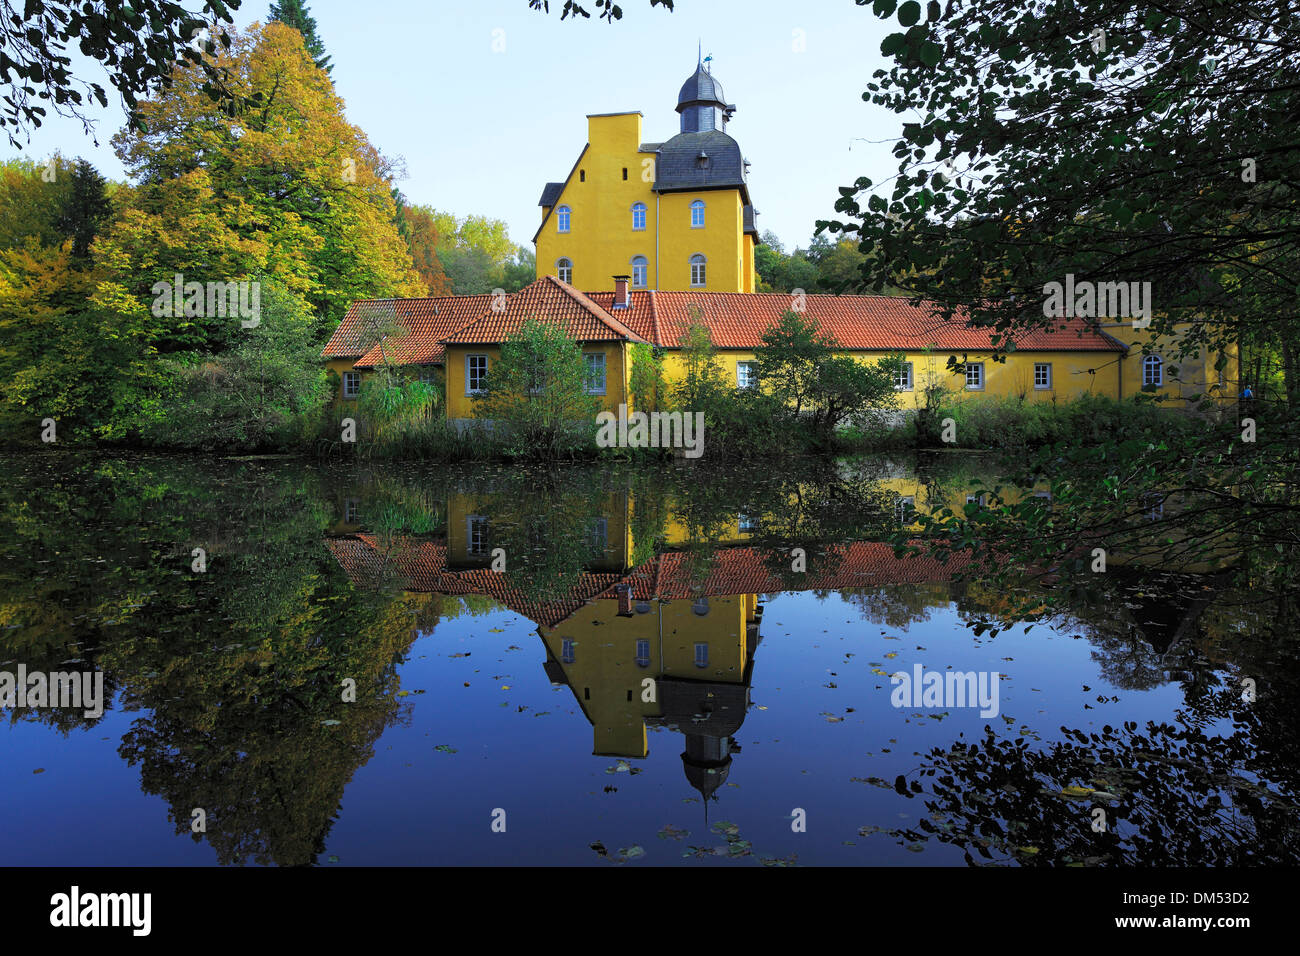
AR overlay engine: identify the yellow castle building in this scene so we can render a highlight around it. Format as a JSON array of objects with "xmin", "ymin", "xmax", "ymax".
[
  {"xmin": 533, "ymin": 58, "xmax": 760, "ymax": 294},
  {"xmin": 320, "ymin": 61, "xmax": 1241, "ymax": 422}
]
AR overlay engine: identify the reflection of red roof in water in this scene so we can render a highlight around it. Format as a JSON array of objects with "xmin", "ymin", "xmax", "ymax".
[{"xmin": 327, "ymin": 536, "xmax": 970, "ymax": 629}]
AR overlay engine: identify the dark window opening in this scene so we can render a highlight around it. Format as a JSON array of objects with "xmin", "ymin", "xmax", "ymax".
[
  {"xmin": 622, "ymin": 167, "xmax": 628, "ymax": 180},
  {"xmin": 579, "ymin": 169, "xmax": 585, "ymax": 182}
]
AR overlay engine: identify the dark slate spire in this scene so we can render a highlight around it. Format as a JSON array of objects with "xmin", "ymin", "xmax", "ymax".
[{"xmin": 676, "ymin": 54, "xmax": 734, "ymax": 133}]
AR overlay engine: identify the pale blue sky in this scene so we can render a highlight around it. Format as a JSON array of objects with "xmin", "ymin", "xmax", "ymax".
[{"xmin": 4, "ymin": 0, "xmax": 904, "ymax": 252}]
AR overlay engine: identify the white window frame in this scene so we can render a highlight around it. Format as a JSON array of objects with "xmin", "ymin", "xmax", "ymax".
[
  {"xmin": 1143, "ymin": 355, "xmax": 1163, "ymax": 387},
  {"xmin": 562, "ymin": 638, "xmax": 575, "ymax": 664},
  {"xmin": 631, "ymin": 256, "xmax": 648, "ymax": 288},
  {"xmin": 965, "ymin": 362, "xmax": 984, "ymax": 390},
  {"xmin": 631, "ymin": 203, "xmax": 646, "ymax": 231},
  {"xmin": 736, "ymin": 361, "xmax": 757, "ymax": 389},
  {"xmin": 894, "ymin": 362, "xmax": 913, "ymax": 391},
  {"xmin": 694, "ymin": 642, "xmax": 708, "ymax": 667},
  {"xmin": 584, "ymin": 352, "xmax": 607, "ymax": 395},
  {"xmin": 690, "ymin": 200, "xmax": 705, "ymax": 228},
  {"xmin": 895, "ymin": 495, "xmax": 915, "ymax": 525},
  {"xmin": 466, "ymin": 354, "xmax": 488, "ymax": 394},
  {"xmin": 342, "ymin": 370, "xmax": 361, "ymax": 399},
  {"xmin": 690, "ymin": 254, "xmax": 706, "ymax": 287},
  {"xmin": 556, "ymin": 257, "xmax": 573, "ymax": 284},
  {"xmin": 556, "ymin": 205, "xmax": 570, "ymax": 233},
  {"xmin": 1034, "ymin": 362, "xmax": 1052, "ymax": 389},
  {"xmin": 467, "ymin": 515, "xmax": 489, "ymax": 555},
  {"xmin": 587, "ymin": 516, "xmax": 608, "ymax": 550},
  {"xmin": 635, "ymin": 639, "xmax": 650, "ymax": 667}
]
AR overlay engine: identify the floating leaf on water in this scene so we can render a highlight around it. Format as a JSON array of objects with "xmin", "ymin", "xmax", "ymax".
[
  {"xmin": 320, "ymin": 719, "xmax": 341, "ymax": 726},
  {"xmin": 327, "ymin": 855, "xmax": 339, "ymax": 863},
  {"xmin": 1059, "ymin": 785, "xmax": 1095, "ymax": 799},
  {"xmin": 618, "ymin": 845, "xmax": 645, "ymax": 860},
  {"xmin": 435, "ymin": 744, "xmax": 458, "ymax": 754}
]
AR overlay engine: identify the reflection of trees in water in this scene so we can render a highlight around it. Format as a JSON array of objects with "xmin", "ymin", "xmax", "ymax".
[
  {"xmin": 0, "ymin": 454, "xmax": 422, "ymax": 866},
  {"xmin": 885, "ymin": 660, "xmax": 1300, "ymax": 865},
  {"xmin": 841, "ymin": 583, "xmax": 946, "ymax": 629}
]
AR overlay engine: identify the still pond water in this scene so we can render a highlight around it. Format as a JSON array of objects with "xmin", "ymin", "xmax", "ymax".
[{"xmin": 1, "ymin": 451, "xmax": 1295, "ymax": 866}]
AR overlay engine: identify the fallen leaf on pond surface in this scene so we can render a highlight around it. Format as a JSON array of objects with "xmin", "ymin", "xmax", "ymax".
[
  {"xmin": 434, "ymin": 744, "xmax": 458, "ymax": 754},
  {"xmin": 320, "ymin": 719, "xmax": 341, "ymax": 726},
  {"xmin": 489, "ymin": 628, "xmax": 504, "ymax": 633},
  {"xmin": 658, "ymin": 825, "xmax": 689, "ymax": 841},
  {"xmin": 33, "ymin": 768, "xmax": 45, "ymax": 774}
]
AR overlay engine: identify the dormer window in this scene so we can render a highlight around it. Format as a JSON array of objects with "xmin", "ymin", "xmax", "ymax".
[{"xmin": 696, "ymin": 151, "xmax": 710, "ymax": 169}]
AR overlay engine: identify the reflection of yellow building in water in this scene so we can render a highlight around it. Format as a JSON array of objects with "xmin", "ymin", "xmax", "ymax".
[{"xmin": 325, "ymin": 478, "xmax": 967, "ymax": 799}]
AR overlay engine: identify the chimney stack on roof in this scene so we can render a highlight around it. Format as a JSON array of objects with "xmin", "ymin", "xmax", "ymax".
[{"xmin": 612, "ymin": 275, "xmax": 630, "ymax": 310}]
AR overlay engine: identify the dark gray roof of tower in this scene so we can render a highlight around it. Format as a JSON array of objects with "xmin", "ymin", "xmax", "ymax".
[
  {"xmin": 538, "ymin": 182, "xmax": 564, "ymax": 207},
  {"xmin": 677, "ymin": 65, "xmax": 726, "ymax": 109},
  {"xmin": 638, "ymin": 142, "xmax": 662, "ymax": 152},
  {"xmin": 652, "ymin": 129, "xmax": 747, "ymax": 192}
]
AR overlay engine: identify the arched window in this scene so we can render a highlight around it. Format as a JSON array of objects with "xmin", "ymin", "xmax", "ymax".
[
  {"xmin": 556, "ymin": 205, "xmax": 570, "ymax": 233},
  {"xmin": 690, "ymin": 199, "xmax": 705, "ymax": 228},
  {"xmin": 556, "ymin": 257, "xmax": 573, "ymax": 284},
  {"xmin": 631, "ymin": 255, "xmax": 648, "ymax": 288},
  {"xmin": 1143, "ymin": 354, "xmax": 1163, "ymax": 386},
  {"xmin": 631, "ymin": 202, "xmax": 646, "ymax": 231},
  {"xmin": 689, "ymin": 253, "xmax": 706, "ymax": 287}
]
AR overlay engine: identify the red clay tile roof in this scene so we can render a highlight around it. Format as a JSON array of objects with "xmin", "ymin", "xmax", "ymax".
[
  {"xmin": 441, "ymin": 276, "xmax": 649, "ymax": 346},
  {"xmin": 321, "ymin": 295, "xmax": 495, "ymax": 363},
  {"xmin": 595, "ymin": 543, "xmax": 971, "ymax": 601},
  {"xmin": 645, "ymin": 291, "xmax": 1123, "ymax": 352},
  {"xmin": 325, "ymin": 284, "xmax": 1120, "ymax": 370},
  {"xmin": 325, "ymin": 535, "xmax": 625, "ymax": 629},
  {"xmin": 326, "ymin": 535, "xmax": 970, "ymax": 628}
]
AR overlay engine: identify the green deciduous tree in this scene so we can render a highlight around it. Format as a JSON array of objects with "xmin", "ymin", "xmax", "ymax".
[{"xmin": 474, "ymin": 319, "xmax": 600, "ymax": 457}]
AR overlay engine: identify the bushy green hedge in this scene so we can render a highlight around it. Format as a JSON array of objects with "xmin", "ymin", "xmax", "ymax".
[{"xmin": 912, "ymin": 394, "xmax": 1196, "ymax": 448}]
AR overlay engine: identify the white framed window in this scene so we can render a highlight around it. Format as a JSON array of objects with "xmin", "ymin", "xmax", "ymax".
[
  {"xmin": 418, "ymin": 368, "xmax": 438, "ymax": 385},
  {"xmin": 588, "ymin": 516, "xmax": 608, "ymax": 550},
  {"xmin": 738, "ymin": 512, "xmax": 757, "ymax": 532},
  {"xmin": 694, "ymin": 642, "xmax": 708, "ymax": 667},
  {"xmin": 1143, "ymin": 355, "xmax": 1163, "ymax": 386},
  {"xmin": 690, "ymin": 200, "xmax": 705, "ymax": 228},
  {"xmin": 584, "ymin": 352, "xmax": 607, "ymax": 395},
  {"xmin": 965, "ymin": 362, "xmax": 984, "ymax": 390},
  {"xmin": 466, "ymin": 354, "xmax": 488, "ymax": 394},
  {"xmin": 895, "ymin": 495, "xmax": 915, "ymax": 525},
  {"xmin": 631, "ymin": 256, "xmax": 648, "ymax": 288},
  {"xmin": 556, "ymin": 257, "xmax": 573, "ymax": 284},
  {"xmin": 467, "ymin": 515, "xmax": 489, "ymax": 554},
  {"xmin": 635, "ymin": 639, "xmax": 650, "ymax": 667},
  {"xmin": 631, "ymin": 202, "xmax": 646, "ymax": 231},
  {"xmin": 342, "ymin": 371, "xmax": 361, "ymax": 398},
  {"xmin": 966, "ymin": 493, "xmax": 986, "ymax": 507},
  {"xmin": 736, "ymin": 361, "xmax": 757, "ymax": 389},
  {"xmin": 894, "ymin": 362, "xmax": 913, "ymax": 391},
  {"xmin": 1034, "ymin": 362, "xmax": 1052, "ymax": 389},
  {"xmin": 556, "ymin": 205, "xmax": 570, "ymax": 232},
  {"xmin": 690, "ymin": 253, "xmax": 706, "ymax": 287},
  {"xmin": 562, "ymin": 638, "xmax": 575, "ymax": 664},
  {"xmin": 345, "ymin": 498, "xmax": 360, "ymax": 523}
]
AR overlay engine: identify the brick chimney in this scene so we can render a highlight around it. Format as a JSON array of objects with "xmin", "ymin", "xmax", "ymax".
[
  {"xmin": 616, "ymin": 582, "xmax": 634, "ymax": 616},
  {"xmin": 612, "ymin": 275, "xmax": 630, "ymax": 310}
]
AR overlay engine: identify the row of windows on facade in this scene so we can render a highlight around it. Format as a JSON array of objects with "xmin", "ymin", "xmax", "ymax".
[
  {"xmin": 889, "ymin": 356, "xmax": 1166, "ymax": 391},
  {"xmin": 560, "ymin": 637, "xmax": 711, "ymax": 668},
  {"xmin": 341, "ymin": 356, "xmax": 1171, "ymax": 400},
  {"xmin": 554, "ymin": 200, "xmax": 706, "ymax": 235},
  {"xmin": 462, "ymin": 352, "xmax": 607, "ymax": 395},
  {"xmin": 554, "ymin": 254, "xmax": 705, "ymax": 288}
]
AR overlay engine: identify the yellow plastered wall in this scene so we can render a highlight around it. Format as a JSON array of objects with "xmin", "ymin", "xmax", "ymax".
[
  {"xmin": 657, "ymin": 348, "xmax": 1124, "ymax": 403},
  {"xmin": 539, "ymin": 594, "xmax": 753, "ymax": 756},
  {"xmin": 443, "ymin": 341, "xmax": 630, "ymax": 421},
  {"xmin": 535, "ymin": 113, "xmax": 755, "ymax": 292},
  {"xmin": 1101, "ymin": 321, "xmax": 1239, "ymax": 403}
]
